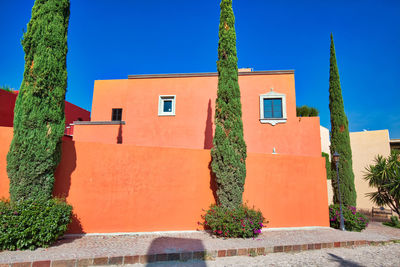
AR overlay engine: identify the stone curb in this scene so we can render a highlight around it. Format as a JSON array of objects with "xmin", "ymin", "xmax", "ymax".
[{"xmin": 1, "ymin": 239, "xmax": 399, "ymax": 266}]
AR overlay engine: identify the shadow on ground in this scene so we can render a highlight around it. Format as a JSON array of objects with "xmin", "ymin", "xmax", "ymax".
[
  {"xmin": 328, "ymin": 253, "xmax": 365, "ymax": 267},
  {"xmin": 146, "ymin": 237, "xmax": 206, "ymax": 266}
]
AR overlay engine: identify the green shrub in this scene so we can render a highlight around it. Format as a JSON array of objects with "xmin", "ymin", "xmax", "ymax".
[
  {"xmin": 322, "ymin": 152, "xmax": 331, "ymax": 180},
  {"xmin": 296, "ymin": 105, "xmax": 319, "ymax": 117},
  {"xmin": 201, "ymin": 204, "xmax": 266, "ymax": 238},
  {"xmin": 329, "ymin": 204, "xmax": 368, "ymax": 232},
  {"xmin": 0, "ymin": 198, "xmax": 72, "ymax": 250},
  {"xmin": 383, "ymin": 216, "xmax": 400, "ymax": 229}
]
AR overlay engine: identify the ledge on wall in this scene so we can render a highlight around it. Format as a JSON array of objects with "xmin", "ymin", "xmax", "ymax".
[{"xmin": 73, "ymin": 121, "xmax": 126, "ymax": 125}]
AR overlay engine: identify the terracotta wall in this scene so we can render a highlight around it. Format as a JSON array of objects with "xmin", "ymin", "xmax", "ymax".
[
  {"xmin": 0, "ymin": 90, "xmax": 90, "ymax": 127},
  {"xmin": 86, "ymin": 74, "xmax": 321, "ymax": 157},
  {"xmin": 0, "ymin": 127, "xmax": 12, "ymax": 196},
  {"xmin": 0, "ymin": 127, "xmax": 329, "ymax": 233},
  {"xmin": 64, "ymin": 101, "xmax": 91, "ymax": 125},
  {"xmin": 0, "ymin": 90, "xmax": 17, "ymax": 127}
]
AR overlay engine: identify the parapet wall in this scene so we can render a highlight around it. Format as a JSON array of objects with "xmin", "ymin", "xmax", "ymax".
[{"xmin": 0, "ymin": 127, "xmax": 329, "ymax": 233}]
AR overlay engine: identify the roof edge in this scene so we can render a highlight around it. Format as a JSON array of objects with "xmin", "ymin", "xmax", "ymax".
[{"xmin": 128, "ymin": 70, "xmax": 294, "ymax": 79}]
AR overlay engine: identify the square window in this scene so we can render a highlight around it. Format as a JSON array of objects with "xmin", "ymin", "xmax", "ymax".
[
  {"xmin": 158, "ymin": 95, "xmax": 176, "ymax": 116},
  {"xmin": 111, "ymin": 108, "xmax": 122, "ymax": 121},
  {"xmin": 163, "ymin": 100, "xmax": 173, "ymax": 112},
  {"xmin": 259, "ymin": 91, "xmax": 287, "ymax": 125},
  {"xmin": 263, "ymin": 98, "xmax": 282, "ymax": 118}
]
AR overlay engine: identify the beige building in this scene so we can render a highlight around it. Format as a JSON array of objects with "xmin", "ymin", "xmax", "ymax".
[
  {"xmin": 320, "ymin": 126, "xmax": 330, "ymax": 158},
  {"xmin": 322, "ymin": 128, "xmax": 391, "ymax": 211},
  {"xmin": 350, "ymin": 130, "xmax": 391, "ymax": 211}
]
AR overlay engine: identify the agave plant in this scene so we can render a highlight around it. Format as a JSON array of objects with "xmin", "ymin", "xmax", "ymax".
[{"xmin": 364, "ymin": 150, "xmax": 400, "ymax": 217}]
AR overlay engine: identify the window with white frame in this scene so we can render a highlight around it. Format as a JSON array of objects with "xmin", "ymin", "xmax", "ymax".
[
  {"xmin": 259, "ymin": 91, "xmax": 287, "ymax": 125},
  {"xmin": 158, "ymin": 95, "xmax": 176, "ymax": 116}
]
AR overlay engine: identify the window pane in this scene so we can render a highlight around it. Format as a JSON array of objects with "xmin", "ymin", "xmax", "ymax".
[
  {"xmin": 263, "ymin": 99, "xmax": 273, "ymax": 118},
  {"xmin": 163, "ymin": 100, "xmax": 172, "ymax": 112},
  {"xmin": 272, "ymin": 99, "xmax": 282, "ymax": 118},
  {"xmin": 112, "ymin": 108, "xmax": 122, "ymax": 121}
]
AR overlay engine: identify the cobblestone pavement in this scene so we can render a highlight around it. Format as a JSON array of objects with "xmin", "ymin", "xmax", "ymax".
[
  {"xmin": 124, "ymin": 243, "xmax": 400, "ymax": 267},
  {"xmin": 0, "ymin": 221, "xmax": 399, "ymax": 263}
]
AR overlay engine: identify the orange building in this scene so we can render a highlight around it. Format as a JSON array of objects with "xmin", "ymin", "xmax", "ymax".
[
  {"xmin": 0, "ymin": 70, "xmax": 329, "ymax": 233},
  {"xmin": 73, "ymin": 70, "xmax": 321, "ymax": 157}
]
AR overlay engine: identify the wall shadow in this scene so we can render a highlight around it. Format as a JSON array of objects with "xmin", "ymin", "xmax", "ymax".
[
  {"xmin": 117, "ymin": 123, "xmax": 123, "ymax": 144},
  {"xmin": 146, "ymin": 237, "xmax": 206, "ymax": 266},
  {"xmin": 328, "ymin": 253, "xmax": 364, "ymax": 267},
  {"xmin": 54, "ymin": 139, "xmax": 76, "ymax": 199},
  {"xmin": 208, "ymin": 161, "xmax": 218, "ymax": 205},
  {"xmin": 203, "ymin": 99, "xmax": 213, "ymax": 149},
  {"xmin": 53, "ymin": 140, "xmax": 85, "ymax": 234}
]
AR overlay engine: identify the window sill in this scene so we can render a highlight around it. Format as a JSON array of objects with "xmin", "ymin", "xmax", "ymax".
[
  {"xmin": 260, "ymin": 118, "xmax": 287, "ymax": 126},
  {"xmin": 158, "ymin": 113, "xmax": 175, "ymax": 117}
]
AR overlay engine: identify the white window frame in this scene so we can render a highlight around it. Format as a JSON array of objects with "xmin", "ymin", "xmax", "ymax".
[
  {"xmin": 158, "ymin": 95, "xmax": 176, "ymax": 116},
  {"xmin": 259, "ymin": 91, "xmax": 287, "ymax": 125}
]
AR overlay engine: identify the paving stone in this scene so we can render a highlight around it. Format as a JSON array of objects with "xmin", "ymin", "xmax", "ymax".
[
  {"xmin": 51, "ymin": 260, "xmax": 76, "ymax": 267},
  {"xmin": 123, "ymin": 255, "xmax": 139, "ymax": 264},
  {"xmin": 180, "ymin": 252, "xmax": 192, "ymax": 261},
  {"xmin": 108, "ymin": 256, "xmax": 122, "ymax": 265},
  {"xmin": 32, "ymin": 261, "xmax": 50, "ymax": 267},
  {"xmin": 226, "ymin": 249, "xmax": 237, "ymax": 257},
  {"xmin": 237, "ymin": 248, "xmax": 248, "ymax": 256},
  {"xmin": 11, "ymin": 264, "xmax": 30, "ymax": 267},
  {"xmin": 76, "ymin": 259, "xmax": 92, "ymax": 267}
]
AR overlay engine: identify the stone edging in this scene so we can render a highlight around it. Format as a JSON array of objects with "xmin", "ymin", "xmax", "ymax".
[{"xmin": 1, "ymin": 239, "xmax": 398, "ymax": 266}]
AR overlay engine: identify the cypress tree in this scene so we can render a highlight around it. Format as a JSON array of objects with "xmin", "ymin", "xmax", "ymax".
[
  {"xmin": 7, "ymin": 0, "xmax": 70, "ymax": 202},
  {"xmin": 328, "ymin": 34, "xmax": 356, "ymax": 206},
  {"xmin": 211, "ymin": 0, "xmax": 247, "ymax": 209}
]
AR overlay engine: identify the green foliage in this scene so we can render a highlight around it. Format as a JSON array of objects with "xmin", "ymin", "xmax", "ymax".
[
  {"xmin": 383, "ymin": 216, "xmax": 400, "ymax": 229},
  {"xmin": 0, "ymin": 85, "xmax": 14, "ymax": 92},
  {"xmin": 0, "ymin": 198, "xmax": 72, "ymax": 250},
  {"xmin": 7, "ymin": 0, "xmax": 70, "ymax": 201},
  {"xmin": 211, "ymin": 0, "xmax": 247, "ymax": 209},
  {"xmin": 329, "ymin": 204, "xmax": 368, "ymax": 232},
  {"xmin": 296, "ymin": 105, "xmax": 319, "ymax": 117},
  {"xmin": 202, "ymin": 204, "xmax": 266, "ymax": 238},
  {"xmin": 322, "ymin": 152, "xmax": 331, "ymax": 180},
  {"xmin": 364, "ymin": 150, "xmax": 400, "ymax": 217},
  {"xmin": 328, "ymin": 34, "xmax": 356, "ymax": 206}
]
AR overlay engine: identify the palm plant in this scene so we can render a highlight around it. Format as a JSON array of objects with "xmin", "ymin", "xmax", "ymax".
[{"xmin": 364, "ymin": 150, "xmax": 400, "ymax": 216}]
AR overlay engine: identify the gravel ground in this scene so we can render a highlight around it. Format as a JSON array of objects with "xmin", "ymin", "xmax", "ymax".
[
  {"xmin": 0, "ymin": 221, "xmax": 399, "ymax": 263},
  {"xmin": 126, "ymin": 243, "xmax": 400, "ymax": 267}
]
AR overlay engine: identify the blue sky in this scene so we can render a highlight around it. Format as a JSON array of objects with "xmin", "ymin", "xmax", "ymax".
[{"xmin": 1, "ymin": 0, "xmax": 399, "ymax": 138}]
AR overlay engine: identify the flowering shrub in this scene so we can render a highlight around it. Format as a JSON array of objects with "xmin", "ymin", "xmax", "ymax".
[
  {"xmin": 329, "ymin": 204, "xmax": 368, "ymax": 232},
  {"xmin": 201, "ymin": 204, "xmax": 266, "ymax": 238},
  {"xmin": 0, "ymin": 198, "xmax": 72, "ymax": 250}
]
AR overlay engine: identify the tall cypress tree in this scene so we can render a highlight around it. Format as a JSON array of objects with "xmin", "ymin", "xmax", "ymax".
[
  {"xmin": 211, "ymin": 0, "xmax": 247, "ymax": 209},
  {"xmin": 328, "ymin": 34, "xmax": 357, "ymax": 207},
  {"xmin": 7, "ymin": 0, "xmax": 70, "ymax": 202}
]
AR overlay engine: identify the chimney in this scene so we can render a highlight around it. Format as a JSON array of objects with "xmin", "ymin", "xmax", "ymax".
[{"xmin": 238, "ymin": 68, "xmax": 253, "ymax": 72}]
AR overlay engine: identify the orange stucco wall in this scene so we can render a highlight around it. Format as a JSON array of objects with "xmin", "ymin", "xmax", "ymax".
[
  {"xmin": 0, "ymin": 127, "xmax": 12, "ymax": 197},
  {"xmin": 0, "ymin": 127, "xmax": 329, "ymax": 233},
  {"xmin": 78, "ymin": 73, "xmax": 321, "ymax": 157}
]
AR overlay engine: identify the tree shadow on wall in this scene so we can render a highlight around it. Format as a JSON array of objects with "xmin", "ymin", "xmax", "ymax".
[
  {"xmin": 204, "ymin": 99, "xmax": 213, "ymax": 149},
  {"xmin": 53, "ymin": 139, "xmax": 85, "ymax": 235},
  {"xmin": 208, "ymin": 161, "xmax": 218, "ymax": 205},
  {"xmin": 145, "ymin": 237, "xmax": 206, "ymax": 266},
  {"xmin": 117, "ymin": 123, "xmax": 123, "ymax": 144},
  {"xmin": 205, "ymin": 98, "xmax": 218, "ymax": 205}
]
